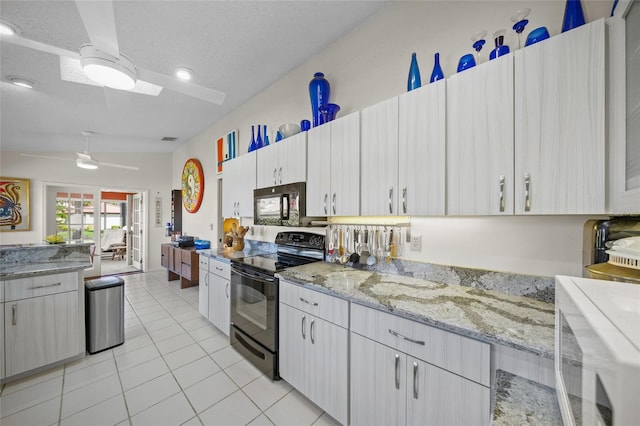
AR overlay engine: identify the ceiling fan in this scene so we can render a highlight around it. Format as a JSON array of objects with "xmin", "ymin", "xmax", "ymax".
[
  {"xmin": 1, "ymin": 0, "xmax": 225, "ymax": 105},
  {"xmin": 20, "ymin": 131, "xmax": 140, "ymax": 171}
]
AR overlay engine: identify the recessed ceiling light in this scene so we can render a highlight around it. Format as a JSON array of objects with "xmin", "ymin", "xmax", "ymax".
[
  {"xmin": 0, "ymin": 19, "xmax": 20, "ymax": 36},
  {"xmin": 80, "ymin": 45, "xmax": 137, "ymax": 90},
  {"xmin": 7, "ymin": 76, "xmax": 35, "ymax": 89},
  {"xmin": 174, "ymin": 67, "xmax": 193, "ymax": 81}
]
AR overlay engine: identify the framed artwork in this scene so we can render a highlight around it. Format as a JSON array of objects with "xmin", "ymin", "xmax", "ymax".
[
  {"xmin": 0, "ymin": 177, "xmax": 30, "ymax": 231},
  {"xmin": 217, "ymin": 129, "xmax": 238, "ymax": 173},
  {"xmin": 181, "ymin": 158, "xmax": 204, "ymax": 213}
]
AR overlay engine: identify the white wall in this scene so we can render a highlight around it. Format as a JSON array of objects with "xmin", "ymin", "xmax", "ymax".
[
  {"xmin": 170, "ymin": 0, "xmax": 610, "ymax": 277},
  {"xmin": 0, "ymin": 151, "xmax": 172, "ymax": 271}
]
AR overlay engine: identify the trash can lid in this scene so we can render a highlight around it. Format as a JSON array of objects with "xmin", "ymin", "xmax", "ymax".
[{"xmin": 85, "ymin": 276, "xmax": 125, "ymax": 290}]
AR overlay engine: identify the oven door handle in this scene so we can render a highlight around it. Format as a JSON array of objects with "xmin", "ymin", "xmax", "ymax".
[{"xmin": 231, "ymin": 267, "xmax": 275, "ymax": 283}]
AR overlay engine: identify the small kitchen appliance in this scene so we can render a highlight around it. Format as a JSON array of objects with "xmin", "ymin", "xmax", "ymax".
[
  {"xmin": 555, "ymin": 275, "xmax": 640, "ymax": 425},
  {"xmin": 229, "ymin": 231, "xmax": 324, "ymax": 380},
  {"xmin": 583, "ymin": 217, "xmax": 640, "ymax": 283}
]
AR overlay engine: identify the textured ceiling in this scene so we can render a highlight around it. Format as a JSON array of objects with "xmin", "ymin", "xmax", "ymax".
[{"xmin": 0, "ymin": 0, "xmax": 389, "ymax": 153}]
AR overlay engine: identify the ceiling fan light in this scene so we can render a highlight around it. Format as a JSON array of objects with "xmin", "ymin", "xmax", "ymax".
[
  {"xmin": 76, "ymin": 158, "xmax": 98, "ymax": 170},
  {"xmin": 174, "ymin": 67, "xmax": 193, "ymax": 81},
  {"xmin": 80, "ymin": 45, "xmax": 137, "ymax": 90}
]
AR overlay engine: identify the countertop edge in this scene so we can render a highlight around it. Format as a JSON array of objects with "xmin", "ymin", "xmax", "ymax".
[{"xmin": 1, "ymin": 262, "xmax": 91, "ymax": 280}]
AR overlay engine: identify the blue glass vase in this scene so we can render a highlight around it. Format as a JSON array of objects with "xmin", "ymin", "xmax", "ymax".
[
  {"xmin": 430, "ymin": 52, "xmax": 444, "ymax": 83},
  {"xmin": 248, "ymin": 125, "xmax": 257, "ymax": 152},
  {"xmin": 562, "ymin": 0, "xmax": 586, "ymax": 32},
  {"xmin": 263, "ymin": 125, "xmax": 269, "ymax": 147},
  {"xmin": 489, "ymin": 30, "xmax": 510, "ymax": 60},
  {"xmin": 407, "ymin": 52, "xmax": 421, "ymax": 91},
  {"xmin": 319, "ymin": 103, "xmax": 341, "ymax": 124},
  {"xmin": 309, "ymin": 72, "xmax": 330, "ymax": 127},
  {"xmin": 256, "ymin": 124, "xmax": 263, "ymax": 149}
]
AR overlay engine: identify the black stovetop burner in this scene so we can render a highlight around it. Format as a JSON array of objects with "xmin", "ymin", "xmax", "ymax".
[{"xmin": 231, "ymin": 231, "xmax": 325, "ymax": 274}]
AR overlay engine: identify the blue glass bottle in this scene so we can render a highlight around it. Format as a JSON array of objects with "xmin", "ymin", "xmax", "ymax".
[
  {"xmin": 430, "ymin": 52, "xmax": 444, "ymax": 83},
  {"xmin": 489, "ymin": 30, "xmax": 510, "ymax": 60},
  {"xmin": 407, "ymin": 52, "xmax": 421, "ymax": 91},
  {"xmin": 248, "ymin": 125, "xmax": 257, "ymax": 152},
  {"xmin": 263, "ymin": 125, "xmax": 270, "ymax": 147},
  {"xmin": 256, "ymin": 124, "xmax": 263, "ymax": 149},
  {"xmin": 309, "ymin": 72, "xmax": 330, "ymax": 127},
  {"xmin": 562, "ymin": 0, "xmax": 586, "ymax": 32}
]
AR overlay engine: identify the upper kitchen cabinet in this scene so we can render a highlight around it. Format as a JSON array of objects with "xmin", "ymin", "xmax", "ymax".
[
  {"xmin": 222, "ymin": 152, "xmax": 256, "ymax": 218},
  {"xmin": 307, "ymin": 111, "xmax": 361, "ymax": 217},
  {"xmin": 256, "ymin": 132, "xmax": 307, "ymax": 189},
  {"xmin": 608, "ymin": 3, "xmax": 640, "ymax": 214},
  {"xmin": 447, "ymin": 55, "xmax": 514, "ymax": 215},
  {"xmin": 398, "ymin": 80, "xmax": 446, "ymax": 216},
  {"xmin": 515, "ymin": 19, "xmax": 606, "ymax": 215},
  {"xmin": 360, "ymin": 97, "xmax": 400, "ymax": 216}
]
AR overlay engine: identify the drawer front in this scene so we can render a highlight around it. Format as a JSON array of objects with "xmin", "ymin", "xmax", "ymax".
[
  {"xmin": 209, "ymin": 259, "xmax": 230, "ymax": 279},
  {"xmin": 181, "ymin": 263, "xmax": 192, "ymax": 279},
  {"xmin": 199, "ymin": 254, "xmax": 209, "ymax": 270},
  {"xmin": 279, "ymin": 279, "xmax": 348, "ymax": 328},
  {"xmin": 181, "ymin": 249, "xmax": 194, "ymax": 264},
  {"xmin": 350, "ymin": 303, "xmax": 490, "ymax": 386},
  {"xmin": 4, "ymin": 272, "xmax": 79, "ymax": 302}
]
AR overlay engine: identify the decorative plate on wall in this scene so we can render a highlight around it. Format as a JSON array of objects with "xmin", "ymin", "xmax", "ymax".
[{"xmin": 181, "ymin": 158, "xmax": 204, "ymax": 213}]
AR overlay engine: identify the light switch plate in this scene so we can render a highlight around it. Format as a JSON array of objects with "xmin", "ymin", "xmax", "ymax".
[{"xmin": 410, "ymin": 235, "xmax": 422, "ymax": 252}]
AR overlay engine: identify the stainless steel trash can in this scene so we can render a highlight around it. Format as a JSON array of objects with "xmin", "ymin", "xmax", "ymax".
[{"xmin": 85, "ymin": 276, "xmax": 125, "ymax": 354}]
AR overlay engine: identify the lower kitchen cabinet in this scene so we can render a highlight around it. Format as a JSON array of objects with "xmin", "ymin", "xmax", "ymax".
[
  {"xmin": 279, "ymin": 281, "xmax": 348, "ymax": 425},
  {"xmin": 4, "ymin": 291, "xmax": 79, "ymax": 378},
  {"xmin": 0, "ymin": 301, "xmax": 4, "ymax": 380},
  {"xmin": 198, "ymin": 254, "xmax": 230, "ymax": 336},
  {"xmin": 198, "ymin": 255, "xmax": 209, "ymax": 317}
]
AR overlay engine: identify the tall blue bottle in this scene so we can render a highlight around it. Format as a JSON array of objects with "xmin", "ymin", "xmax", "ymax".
[
  {"xmin": 562, "ymin": 0, "xmax": 586, "ymax": 32},
  {"xmin": 430, "ymin": 52, "xmax": 444, "ymax": 83},
  {"xmin": 248, "ymin": 125, "xmax": 257, "ymax": 152},
  {"xmin": 263, "ymin": 125, "xmax": 269, "ymax": 147},
  {"xmin": 309, "ymin": 72, "xmax": 330, "ymax": 127},
  {"xmin": 256, "ymin": 124, "xmax": 263, "ymax": 149},
  {"xmin": 407, "ymin": 52, "xmax": 421, "ymax": 91}
]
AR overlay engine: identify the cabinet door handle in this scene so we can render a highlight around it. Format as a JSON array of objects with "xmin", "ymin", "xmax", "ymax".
[
  {"xmin": 301, "ymin": 315, "xmax": 306, "ymax": 340},
  {"xmin": 12, "ymin": 303, "xmax": 17, "ymax": 325},
  {"xmin": 215, "ymin": 266, "xmax": 223, "ymax": 272},
  {"xmin": 395, "ymin": 354, "xmax": 400, "ymax": 390},
  {"xmin": 299, "ymin": 297, "xmax": 318, "ymax": 307},
  {"xmin": 413, "ymin": 362, "xmax": 419, "ymax": 399},
  {"xmin": 279, "ymin": 167, "xmax": 282, "ymax": 184},
  {"xmin": 524, "ymin": 173, "xmax": 531, "ymax": 212},
  {"xmin": 499, "ymin": 176, "xmax": 505, "ymax": 213},
  {"xmin": 310, "ymin": 319, "xmax": 315, "ymax": 344},
  {"xmin": 332, "ymin": 193, "xmax": 336, "ymax": 215},
  {"xmin": 273, "ymin": 168, "xmax": 277, "ymax": 185},
  {"xmin": 29, "ymin": 282, "xmax": 62, "ymax": 290},
  {"xmin": 389, "ymin": 188, "xmax": 394, "ymax": 214},
  {"xmin": 388, "ymin": 329, "xmax": 425, "ymax": 345},
  {"xmin": 402, "ymin": 187, "xmax": 407, "ymax": 214},
  {"xmin": 225, "ymin": 282, "xmax": 229, "ymax": 298},
  {"xmin": 324, "ymin": 194, "xmax": 328, "ymax": 215},
  {"xmin": 205, "ymin": 273, "xmax": 209, "ymax": 287}
]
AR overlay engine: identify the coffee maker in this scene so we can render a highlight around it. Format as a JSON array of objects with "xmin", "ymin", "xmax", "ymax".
[{"xmin": 583, "ymin": 217, "xmax": 640, "ymax": 283}]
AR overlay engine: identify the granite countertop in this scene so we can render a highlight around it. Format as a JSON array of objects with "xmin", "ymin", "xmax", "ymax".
[
  {"xmin": 0, "ymin": 261, "xmax": 92, "ymax": 279},
  {"xmin": 277, "ymin": 262, "xmax": 555, "ymax": 358},
  {"xmin": 197, "ymin": 247, "xmax": 272, "ymax": 263},
  {"xmin": 492, "ymin": 370, "xmax": 562, "ymax": 425}
]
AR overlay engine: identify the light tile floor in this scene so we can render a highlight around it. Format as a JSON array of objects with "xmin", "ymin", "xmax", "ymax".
[{"xmin": 0, "ymin": 271, "xmax": 341, "ymax": 426}]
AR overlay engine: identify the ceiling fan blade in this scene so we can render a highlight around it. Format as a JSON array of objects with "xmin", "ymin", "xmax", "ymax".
[
  {"xmin": 99, "ymin": 162, "xmax": 139, "ymax": 171},
  {"xmin": 2, "ymin": 35, "xmax": 79, "ymax": 59},
  {"xmin": 104, "ymin": 87, "xmax": 131, "ymax": 111},
  {"xmin": 20, "ymin": 153, "xmax": 74, "ymax": 161},
  {"xmin": 137, "ymin": 68, "xmax": 226, "ymax": 105},
  {"xmin": 76, "ymin": 152, "xmax": 92, "ymax": 161},
  {"xmin": 75, "ymin": 0, "xmax": 120, "ymax": 57}
]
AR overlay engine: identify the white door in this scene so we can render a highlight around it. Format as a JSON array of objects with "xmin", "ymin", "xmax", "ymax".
[{"xmin": 132, "ymin": 193, "xmax": 143, "ymax": 270}]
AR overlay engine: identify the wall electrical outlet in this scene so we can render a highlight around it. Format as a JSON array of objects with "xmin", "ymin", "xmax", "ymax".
[{"xmin": 410, "ymin": 235, "xmax": 422, "ymax": 252}]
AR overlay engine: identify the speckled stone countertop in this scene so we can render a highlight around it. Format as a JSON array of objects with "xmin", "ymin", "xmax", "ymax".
[
  {"xmin": 277, "ymin": 262, "xmax": 555, "ymax": 358},
  {"xmin": 492, "ymin": 370, "xmax": 562, "ymax": 425},
  {"xmin": 197, "ymin": 247, "xmax": 270, "ymax": 263},
  {"xmin": 0, "ymin": 243, "xmax": 91, "ymax": 279}
]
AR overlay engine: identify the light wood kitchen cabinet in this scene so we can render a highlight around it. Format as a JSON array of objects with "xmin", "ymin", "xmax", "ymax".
[
  {"xmin": 278, "ymin": 280, "xmax": 348, "ymax": 425},
  {"xmin": 350, "ymin": 303, "xmax": 490, "ymax": 426},
  {"xmin": 307, "ymin": 111, "xmax": 361, "ymax": 217},
  {"xmin": 398, "ymin": 80, "xmax": 446, "ymax": 216},
  {"xmin": 360, "ymin": 97, "xmax": 400, "ymax": 216},
  {"xmin": 4, "ymin": 287, "xmax": 79, "ymax": 378},
  {"xmin": 515, "ymin": 19, "xmax": 605, "ymax": 214},
  {"xmin": 256, "ymin": 133, "xmax": 307, "ymax": 189},
  {"xmin": 222, "ymin": 151, "xmax": 256, "ymax": 218},
  {"xmin": 208, "ymin": 258, "xmax": 230, "ymax": 336},
  {"xmin": 446, "ymin": 54, "xmax": 514, "ymax": 215}
]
